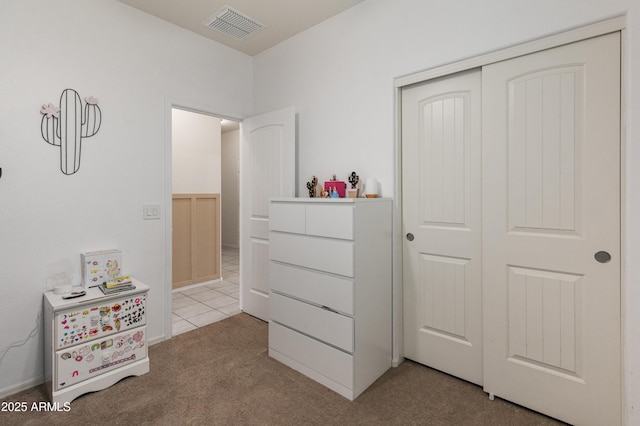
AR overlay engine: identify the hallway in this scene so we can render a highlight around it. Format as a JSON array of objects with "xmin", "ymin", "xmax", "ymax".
[{"xmin": 171, "ymin": 246, "xmax": 240, "ymax": 335}]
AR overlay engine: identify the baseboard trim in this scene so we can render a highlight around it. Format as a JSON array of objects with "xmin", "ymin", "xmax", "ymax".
[
  {"xmin": 148, "ymin": 335, "xmax": 165, "ymax": 346},
  {"xmin": 0, "ymin": 376, "xmax": 44, "ymax": 400},
  {"xmin": 171, "ymin": 278, "xmax": 222, "ymax": 293},
  {"xmin": 391, "ymin": 357, "xmax": 404, "ymax": 368}
]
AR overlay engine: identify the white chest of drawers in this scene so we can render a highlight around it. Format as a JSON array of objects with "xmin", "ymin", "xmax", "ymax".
[
  {"xmin": 43, "ymin": 279, "xmax": 150, "ymax": 404},
  {"xmin": 268, "ymin": 198, "xmax": 392, "ymax": 400}
]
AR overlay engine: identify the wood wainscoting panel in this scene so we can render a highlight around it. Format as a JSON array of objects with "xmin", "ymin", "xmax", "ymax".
[{"xmin": 172, "ymin": 194, "xmax": 221, "ymax": 289}]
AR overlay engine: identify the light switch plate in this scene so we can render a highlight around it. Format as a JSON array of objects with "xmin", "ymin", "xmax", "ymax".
[{"xmin": 143, "ymin": 204, "xmax": 161, "ymax": 220}]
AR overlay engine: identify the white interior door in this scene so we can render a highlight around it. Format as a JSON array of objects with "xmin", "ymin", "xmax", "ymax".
[
  {"xmin": 402, "ymin": 69, "xmax": 483, "ymax": 385},
  {"xmin": 240, "ymin": 107, "xmax": 295, "ymax": 321},
  {"xmin": 482, "ymin": 33, "xmax": 620, "ymax": 425}
]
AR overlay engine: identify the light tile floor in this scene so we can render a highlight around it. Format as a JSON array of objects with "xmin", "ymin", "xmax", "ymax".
[{"xmin": 172, "ymin": 246, "xmax": 240, "ymax": 336}]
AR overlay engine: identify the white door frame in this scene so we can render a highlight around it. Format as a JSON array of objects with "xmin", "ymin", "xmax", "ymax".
[
  {"xmin": 163, "ymin": 97, "xmax": 243, "ymax": 339},
  {"xmin": 392, "ymin": 10, "xmax": 626, "ymax": 399}
]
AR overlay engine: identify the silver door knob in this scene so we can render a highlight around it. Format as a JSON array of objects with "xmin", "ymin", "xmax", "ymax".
[
  {"xmin": 594, "ymin": 251, "xmax": 611, "ymax": 263},
  {"xmin": 406, "ymin": 233, "xmax": 414, "ymax": 241}
]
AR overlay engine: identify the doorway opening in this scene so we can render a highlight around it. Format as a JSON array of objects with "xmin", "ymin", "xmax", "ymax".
[{"xmin": 166, "ymin": 104, "xmax": 241, "ymax": 337}]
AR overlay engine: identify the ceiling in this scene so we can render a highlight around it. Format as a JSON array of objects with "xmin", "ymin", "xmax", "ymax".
[{"xmin": 118, "ymin": 0, "xmax": 366, "ymax": 56}]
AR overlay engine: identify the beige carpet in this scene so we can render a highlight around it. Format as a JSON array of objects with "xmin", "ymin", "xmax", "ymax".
[{"xmin": 1, "ymin": 313, "xmax": 565, "ymax": 425}]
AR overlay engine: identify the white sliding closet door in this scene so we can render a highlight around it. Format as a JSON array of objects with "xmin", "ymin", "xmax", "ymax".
[
  {"xmin": 482, "ymin": 33, "xmax": 620, "ymax": 425},
  {"xmin": 402, "ymin": 32, "xmax": 621, "ymax": 425},
  {"xmin": 402, "ymin": 69, "xmax": 483, "ymax": 385}
]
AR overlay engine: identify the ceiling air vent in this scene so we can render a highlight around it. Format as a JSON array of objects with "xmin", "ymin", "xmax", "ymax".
[{"xmin": 202, "ymin": 6, "xmax": 265, "ymax": 40}]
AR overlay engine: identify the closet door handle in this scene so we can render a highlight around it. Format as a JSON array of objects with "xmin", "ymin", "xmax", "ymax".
[
  {"xmin": 594, "ymin": 251, "xmax": 611, "ymax": 263},
  {"xmin": 406, "ymin": 233, "xmax": 414, "ymax": 241}
]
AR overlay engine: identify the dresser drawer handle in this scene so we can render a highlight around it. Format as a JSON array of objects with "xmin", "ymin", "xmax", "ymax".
[{"xmin": 321, "ymin": 305, "xmax": 348, "ymax": 316}]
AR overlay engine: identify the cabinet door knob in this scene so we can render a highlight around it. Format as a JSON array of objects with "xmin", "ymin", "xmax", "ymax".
[{"xmin": 406, "ymin": 233, "xmax": 414, "ymax": 241}]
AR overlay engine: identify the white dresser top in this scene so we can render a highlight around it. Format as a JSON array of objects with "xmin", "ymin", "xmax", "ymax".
[
  {"xmin": 44, "ymin": 278, "xmax": 149, "ymax": 311},
  {"xmin": 271, "ymin": 197, "xmax": 391, "ymax": 203}
]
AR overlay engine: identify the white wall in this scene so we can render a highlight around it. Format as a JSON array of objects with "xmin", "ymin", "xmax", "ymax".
[
  {"xmin": 3, "ymin": 0, "xmax": 639, "ymax": 420},
  {"xmin": 221, "ymin": 129, "xmax": 240, "ymax": 248},
  {"xmin": 252, "ymin": 0, "xmax": 640, "ymax": 422},
  {"xmin": 172, "ymin": 109, "xmax": 221, "ymax": 194},
  {"xmin": 0, "ymin": 0, "xmax": 252, "ymax": 396}
]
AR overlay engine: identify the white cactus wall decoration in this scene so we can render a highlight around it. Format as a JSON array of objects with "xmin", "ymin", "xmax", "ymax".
[{"xmin": 40, "ymin": 89, "xmax": 102, "ymax": 175}]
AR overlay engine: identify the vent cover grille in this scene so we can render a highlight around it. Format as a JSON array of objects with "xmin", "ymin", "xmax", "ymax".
[{"xmin": 202, "ymin": 6, "xmax": 265, "ymax": 40}]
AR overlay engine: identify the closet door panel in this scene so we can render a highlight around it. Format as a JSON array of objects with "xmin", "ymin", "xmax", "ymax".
[
  {"xmin": 402, "ymin": 69, "xmax": 483, "ymax": 386},
  {"xmin": 482, "ymin": 33, "xmax": 620, "ymax": 426}
]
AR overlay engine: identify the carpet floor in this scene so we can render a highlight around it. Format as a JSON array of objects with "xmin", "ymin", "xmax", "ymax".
[{"xmin": 1, "ymin": 313, "xmax": 565, "ymax": 425}]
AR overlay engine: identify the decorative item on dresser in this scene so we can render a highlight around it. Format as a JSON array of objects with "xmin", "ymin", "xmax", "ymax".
[
  {"xmin": 268, "ymin": 197, "xmax": 392, "ymax": 400},
  {"xmin": 43, "ymin": 279, "xmax": 149, "ymax": 404},
  {"xmin": 324, "ymin": 174, "xmax": 346, "ymax": 198},
  {"xmin": 347, "ymin": 171, "xmax": 359, "ymax": 198},
  {"xmin": 306, "ymin": 176, "xmax": 318, "ymax": 198}
]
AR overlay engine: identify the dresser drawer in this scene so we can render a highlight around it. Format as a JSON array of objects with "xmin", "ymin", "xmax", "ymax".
[
  {"xmin": 269, "ymin": 202, "xmax": 305, "ymax": 234},
  {"xmin": 269, "ymin": 322, "xmax": 353, "ymax": 390},
  {"xmin": 55, "ymin": 326, "xmax": 147, "ymax": 390},
  {"xmin": 54, "ymin": 293, "xmax": 147, "ymax": 350},
  {"xmin": 270, "ymin": 262, "xmax": 354, "ymax": 315},
  {"xmin": 269, "ymin": 232, "xmax": 354, "ymax": 277},
  {"xmin": 271, "ymin": 292, "xmax": 354, "ymax": 353},
  {"xmin": 305, "ymin": 204, "xmax": 353, "ymax": 240}
]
